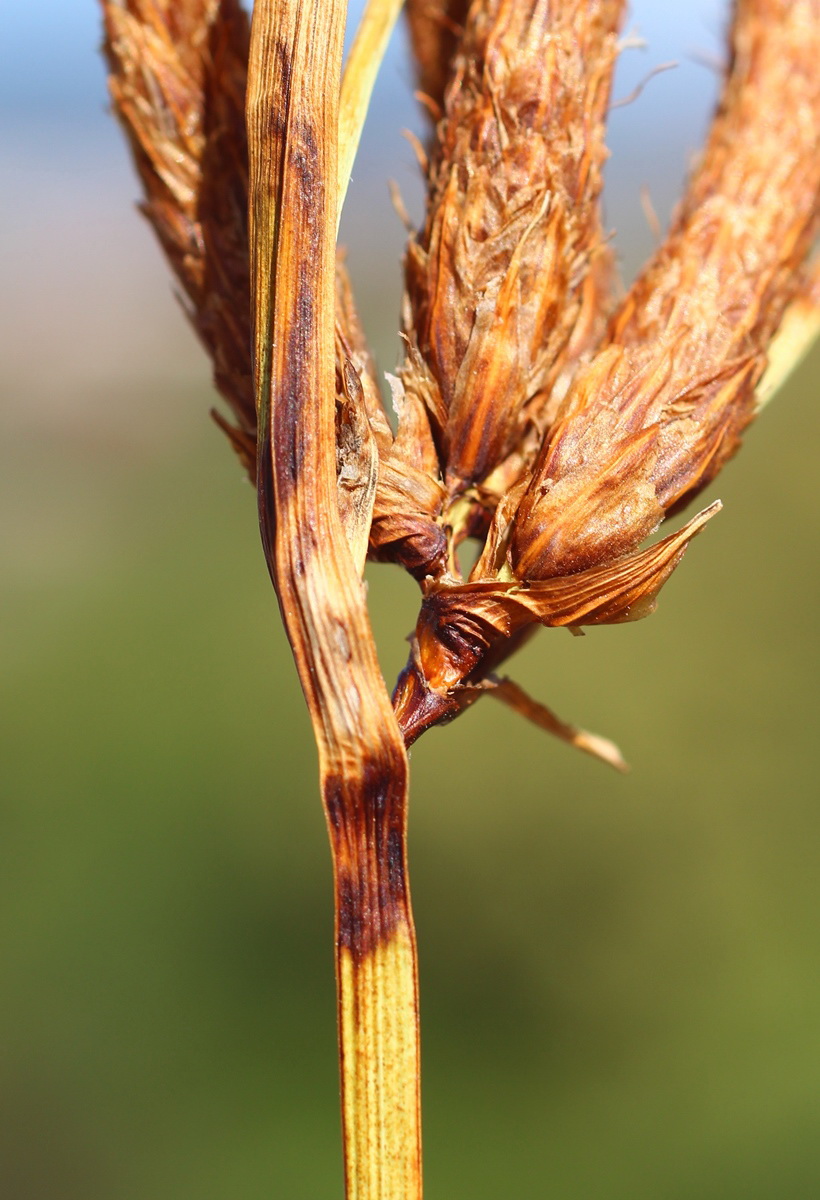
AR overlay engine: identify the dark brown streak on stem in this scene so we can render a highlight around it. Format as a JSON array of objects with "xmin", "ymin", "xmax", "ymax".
[{"xmin": 325, "ymin": 764, "xmax": 410, "ymax": 964}]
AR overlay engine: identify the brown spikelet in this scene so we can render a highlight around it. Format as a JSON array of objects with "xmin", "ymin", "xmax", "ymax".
[
  {"xmin": 102, "ymin": 0, "xmax": 256, "ymax": 468},
  {"xmin": 403, "ymin": 0, "xmax": 624, "ymax": 498},
  {"xmin": 511, "ymin": 0, "xmax": 820, "ymax": 580},
  {"xmin": 367, "ymin": 344, "xmax": 449, "ymax": 576}
]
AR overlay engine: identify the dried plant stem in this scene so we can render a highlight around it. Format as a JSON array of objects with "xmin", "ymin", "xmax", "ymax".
[
  {"xmin": 246, "ymin": 2, "xmax": 421, "ymax": 1197},
  {"xmin": 338, "ymin": 924, "xmax": 421, "ymax": 1197}
]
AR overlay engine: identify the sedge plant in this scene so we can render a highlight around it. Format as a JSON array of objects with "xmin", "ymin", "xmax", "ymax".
[{"xmin": 100, "ymin": 0, "xmax": 820, "ymax": 1195}]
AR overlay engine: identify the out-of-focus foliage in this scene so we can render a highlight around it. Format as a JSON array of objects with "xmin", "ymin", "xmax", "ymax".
[{"xmin": 4, "ymin": 354, "xmax": 820, "ymax": 1198}]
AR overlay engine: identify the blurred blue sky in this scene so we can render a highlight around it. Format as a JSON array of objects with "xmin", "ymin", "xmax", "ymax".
[
  {"xmin": 1, "ymin": 1, "xmax": 727, "ymax": 445},
  {"xmin": 1, "ymin": 0, "xmax": 727, "ymax": 261},
  {"xmin": 1, "ymin": 2, "xmax": 723, "ymax": 119},
  {"xmin": 2, "ymin": 1, "xmax": 725, "ymax": 182}
]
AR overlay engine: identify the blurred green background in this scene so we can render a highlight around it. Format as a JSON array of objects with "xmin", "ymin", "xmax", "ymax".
[{"xmin": 3, "ymin": 3, "xmax": 820, "ymax": 1197}]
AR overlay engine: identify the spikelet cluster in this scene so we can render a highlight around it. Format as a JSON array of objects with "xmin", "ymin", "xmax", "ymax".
[{"xmin": 102, "ymin": 0, "xmax": 820, "ymax": 764}]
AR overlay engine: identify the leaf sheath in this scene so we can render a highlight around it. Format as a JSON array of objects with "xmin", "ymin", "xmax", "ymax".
[{"xmin": 246, "ymin": 3, "xmax": 422, "ymax": 1196}]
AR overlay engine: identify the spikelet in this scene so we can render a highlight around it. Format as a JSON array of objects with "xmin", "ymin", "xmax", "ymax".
[
  {"xmin": 102, "ymin": 0, "xmax": 257, "ymax": 472},
  {"xmin": 404, "ymin": 0, "xmax": 624, "ymax": 498},
  {"xmin": 102, "ymin": 0, "xmax": 446, "ymax": 577},
  {"xmin": 510, "ymin": 0, "xmax": 820, "ymax": 581}
]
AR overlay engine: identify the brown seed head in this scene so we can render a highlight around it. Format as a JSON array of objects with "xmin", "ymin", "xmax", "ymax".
[
  {"xmin": 394, "ymin": 0, "xmax": 820, "ymax": 751},
  {"xmin": 103, "ymin": 0, "xmax": 820, "ymax": 765}
]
